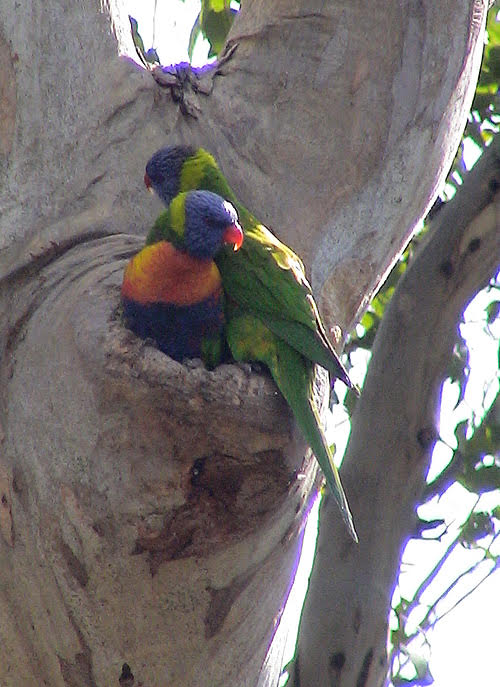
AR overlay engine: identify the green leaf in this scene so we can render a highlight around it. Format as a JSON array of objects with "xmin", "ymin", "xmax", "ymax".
[
  {"xmin": 209, "ymin": 0, "xmax": 228, "ymax": 10},
  {"xmin": 393, "ymin": 648, "xmax": 434, "ymax": 687},
  {"xmin": 486, "ymin": 10, "xmax": 500, "ymax": 51},
  {"xmin": 454, "ymin": 419, "xmax": 469, "ymax": 451},
  {"xmin": 187, "ymin": 12, "xmax": 202, "ymax": 61},
  {"xmin": 129, "ymin": 15, "xmax": 146, "ymax": 63},
  {"xmin": 360, "ymin": 310, "xmax": 379, "ymax": 332},
  {"xmin": 459, "ymin": 512, "xmax": 494, "ymax": 547},
  {"xmin": 458, "ymin": 465, "xmax": 500, "ymax": 495},
  {"xmin": 459, "ymin": 392, "xmax": 500, "ymax": 468},
  {"xmin": 201, "ymin": 4, "xmax": 236, "ymax": 57},
  {"xmin": 343, "ymin": 387, "xmax": 358, "ymax": 416},
  {"xmin": 481, "ymin": 129, "xmax": 495, "ymax": 145},
  {"xmin": 486, "ymin": 300, "xmax": 500, "ymax": 324},
  {"xmin": 129, "ymin": 15, "xmax": 160, "ymax": 67},
  {"xmin": 447, "ymin": 335, "xmax": 469, "ymax": 407},
  {"xmin": 415, "ymin": 517, "xmax": 446, "ymax": 536}
]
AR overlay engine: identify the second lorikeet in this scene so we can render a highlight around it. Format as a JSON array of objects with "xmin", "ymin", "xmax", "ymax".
[
  {"xmin": 143, "ymin": 146, "xmax": 359, "ymax": 542},
  {"xmin": 121, "ymin": 189, "xmax": 243, "ymax": 368}
]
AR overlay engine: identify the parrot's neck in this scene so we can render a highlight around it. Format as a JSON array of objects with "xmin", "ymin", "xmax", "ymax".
[
  {"xmin": 183, "ymin": 151, "xmax": 238, "ymax": 204},
  {"xmin": 183, "ymin": 151, "xmax": 255, "ymax": 229}
]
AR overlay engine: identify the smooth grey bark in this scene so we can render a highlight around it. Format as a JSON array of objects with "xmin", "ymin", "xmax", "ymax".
[
  {"xmin": 0, "ymin": 0, "xmax": 488, "ymax": 685},
  {"xmin": 296, "ymin": 136, "xmax": 500, "ymax": 687}
]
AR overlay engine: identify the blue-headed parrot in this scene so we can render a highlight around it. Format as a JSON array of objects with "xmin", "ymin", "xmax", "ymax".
[{"xmin": 121, "ymin": 189, "xmax": 243, "ymax": 369}]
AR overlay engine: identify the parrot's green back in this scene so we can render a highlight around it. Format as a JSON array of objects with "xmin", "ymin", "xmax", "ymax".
[{"xmin": 152, "ymin": 149, "xmax": 358, "ymax": 391}]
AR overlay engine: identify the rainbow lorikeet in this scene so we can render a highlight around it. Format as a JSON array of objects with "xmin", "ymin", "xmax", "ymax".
[
  {"xmin": 121, "ymin": 190, "xmax": 243, "ymax": 369},
  {"xmin": 143, "ymin": 146, "xmax": 359, "ymax": 542}
]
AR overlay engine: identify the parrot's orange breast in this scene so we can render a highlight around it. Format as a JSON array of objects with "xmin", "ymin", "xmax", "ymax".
[{"xmin": 121, "ymin": 241, "xmax": 221, "ymax": 306}]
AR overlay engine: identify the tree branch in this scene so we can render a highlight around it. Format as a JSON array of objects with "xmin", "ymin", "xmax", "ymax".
[{"xmin": 296, "ymin": 135, "xmax": 500, "ymax": 687}]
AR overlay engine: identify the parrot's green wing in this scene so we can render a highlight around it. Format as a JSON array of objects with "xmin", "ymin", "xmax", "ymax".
[
  {"xmin": 217, "ymin": 224, "xmax": 356, "ymax": 389},
  {"xmin": 226, "ymin": 312, "xmax": 358, "ymax": 542}
]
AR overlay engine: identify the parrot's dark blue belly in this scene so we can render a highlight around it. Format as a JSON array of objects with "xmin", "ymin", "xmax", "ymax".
[{"xmin": 122, "ymin": 295, "xmax": 224, "ymax": 362}]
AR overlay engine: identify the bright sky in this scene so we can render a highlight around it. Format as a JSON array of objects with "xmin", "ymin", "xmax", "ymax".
[
  {"xmin": 121, "ymin": 3, "xmax": 500, "ymax": 685},
  {"xmin": 121, "ymin": 0, "xmax": 210, "ymax": 66},
  {"xmin": 403, "ymin": 290, "xmax": 500, "ymax": 687}
]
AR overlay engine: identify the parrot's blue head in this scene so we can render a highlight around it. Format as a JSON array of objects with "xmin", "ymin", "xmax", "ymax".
[
  {"xmin": 184, "ymin": 191, "xmax": 243, "ymax": 259},
  {"xmin": 145, "ymin": 145, "xmax": 196, "ymax": 205}
]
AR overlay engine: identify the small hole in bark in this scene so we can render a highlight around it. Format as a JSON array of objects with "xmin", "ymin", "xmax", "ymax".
[
  {"xmin": 439, "ymin": 259, "xmax": 453, "ymax": 278},
  {"xmin": 92, "ymin": 521, "xmax": 105, "ymax": 537},
  {"xmin": 119, "ymin": 663, "xmax": 134, "ymax": 685},
  {"xmin": 330, "ymin": 651, "xmax": 346, "ymax": 671},
  {"xmin": 191, "ymin": 457, "xmax": 207, "ymax": 486},
  {"xmin": 417, "ymin": 426, "xmax": 437, "ymax": 450},
  {"xmin": 468, "ymin": 237, "xmax": 480, "ymax": 253},
  {"xmin": 488, "ymin": 177, "xmax": 499, "ymax": 194}
]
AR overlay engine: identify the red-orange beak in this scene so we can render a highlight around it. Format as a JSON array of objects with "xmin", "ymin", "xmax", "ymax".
[
  {"xmin": 223, "ymin": 222, "xmax": 244, "ymax": 251},
  {"xmin": 144, "ymin": 171, "xmax": 153, "ymax": 193}
]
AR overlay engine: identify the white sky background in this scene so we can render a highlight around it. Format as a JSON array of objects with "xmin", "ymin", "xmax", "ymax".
[
  {"xmin": 411, "ymin": 289, "xmax": 500, "ymax": 687},
  {"xmin": 120, "ymin": 3, "xmax": 500, "ymax": 685},
  {"xmin": 121, "ymin": 0, "xmax": 210, "ymax": 66}
]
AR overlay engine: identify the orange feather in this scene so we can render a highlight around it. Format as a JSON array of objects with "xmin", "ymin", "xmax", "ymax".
[{"xmin": 121, "ymin": 241, "xmax": 222, "ymax": 306}]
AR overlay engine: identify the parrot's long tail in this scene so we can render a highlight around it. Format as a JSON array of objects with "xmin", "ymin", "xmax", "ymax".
[
  {"xmin": 226, "ymin": 313, "xmax": 358, "ymax": 542},
  {"xmin": 264, "ymin": 317, "xmax": 359, "ymax": 396},
  {"xmin": 271, "ymin": 340, "xmax": 358, "ymax": 542}
]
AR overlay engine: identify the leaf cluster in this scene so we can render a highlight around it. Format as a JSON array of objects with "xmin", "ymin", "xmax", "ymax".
[
  {"xmin": 386, "ymin": 269, "xmax": 500, "ymax": 684},
  {"xmin": 445, "ymin": 4, "xmax": 500, "ymax": 195},
  {"xmin": 186, "ymin": 0, "xmax": 240, "ymax": 59}
]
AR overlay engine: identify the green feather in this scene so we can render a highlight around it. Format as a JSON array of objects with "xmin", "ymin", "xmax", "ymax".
[
  {"xmin": 178, "ymin": 149, "xmax": 359, "ymax": 392},
  {"xmin": 227, "ymin": 313, "xmax": 357, "ymax": 542},
  {"xmin": 201, "ymin": 332, "xmax": 225, "ymax": 370},
  {"xmin": 146, "ymin": 195, "xmax": 186, "ymax": 247}
]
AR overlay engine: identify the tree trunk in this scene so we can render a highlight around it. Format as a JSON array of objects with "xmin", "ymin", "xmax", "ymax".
[{"xmin": 0, "ymin": 0, "xmax": 488, "ymax": 685}]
